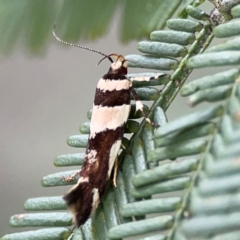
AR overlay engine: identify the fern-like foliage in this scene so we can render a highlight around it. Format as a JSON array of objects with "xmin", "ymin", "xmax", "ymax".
[
  {"xmin": 0, "ymin": 0, "xmax": 194, "ymax": 55},
  {"xmin": 2, "ymin": 1, "xmax": 240, "ymax": 240}
]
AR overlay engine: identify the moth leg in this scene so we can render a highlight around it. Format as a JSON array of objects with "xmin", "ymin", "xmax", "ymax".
[
  {"xmin": 121, "ymin": 143, "xmax": 126, "ymax": 149},
  {"xmin": 128, "ymin": 73, "xmax": 166, "ymax": 82},
  {"xmin": 67, "ymin": 232, "xmax": 74, "ymax": 240},
  {"xmin": 66, "ymin": 226, "xmax": 76, "ymax": 240},
  {"xmin": 62, "ymin": 170, "xmax": 80, "ymax": 182},
  {"xmin": 113, "ymin": 156, "xmax": 118, "ymax": 187},
  {"xmin": 130, "ymin": 87, "xmax": 159, "ymax": 128}
]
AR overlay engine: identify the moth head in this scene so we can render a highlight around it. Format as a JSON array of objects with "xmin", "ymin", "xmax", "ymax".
[
  {"xmin": 110, "ymin": 54, "xmax": 128, "ymax": 75},
  {"xmin": 97, "ymin": 54, "xmax": 128, "ymax": 75}
]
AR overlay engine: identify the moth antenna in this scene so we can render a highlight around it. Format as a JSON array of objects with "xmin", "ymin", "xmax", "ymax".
[
  {"xmin": 97, "ymin": 54, "xmax": 143, "ymax": 69},
  {"xmin": 96, "ymin": 53, "xmax": 118, "ymax": 66},
  {"xmin": 53, "ymin": 23, "xmax": 113, "ymax": 63}
]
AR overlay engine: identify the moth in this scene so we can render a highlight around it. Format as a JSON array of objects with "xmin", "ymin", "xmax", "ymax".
[{"xmin": 53, "ymin": 26, "xmax": 158, "ymax": 228}]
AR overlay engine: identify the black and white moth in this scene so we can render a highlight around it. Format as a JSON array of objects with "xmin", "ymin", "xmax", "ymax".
[{"xmin": 53, "ymin": 26, "xmax": 157, "ymax": 227}]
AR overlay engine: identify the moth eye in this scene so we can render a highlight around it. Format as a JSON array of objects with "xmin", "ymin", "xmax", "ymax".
[{"xmin": 121, "ymin": 66, "xmax": 127, "ymax": 75}]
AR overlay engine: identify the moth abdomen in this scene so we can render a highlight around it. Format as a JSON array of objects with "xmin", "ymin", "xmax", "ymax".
[
  {"xmin": 63, "ymin": 179, "xmax": 100, "ymax": 227},
  {"xmin": 64, "ymin": 127, "xmax": 127, "ymax": 227}
]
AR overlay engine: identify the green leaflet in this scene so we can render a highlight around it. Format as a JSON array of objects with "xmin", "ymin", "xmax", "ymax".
[{"xmin": 0, "ymin": 0, "xmax": 189, "ymax": 55}]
